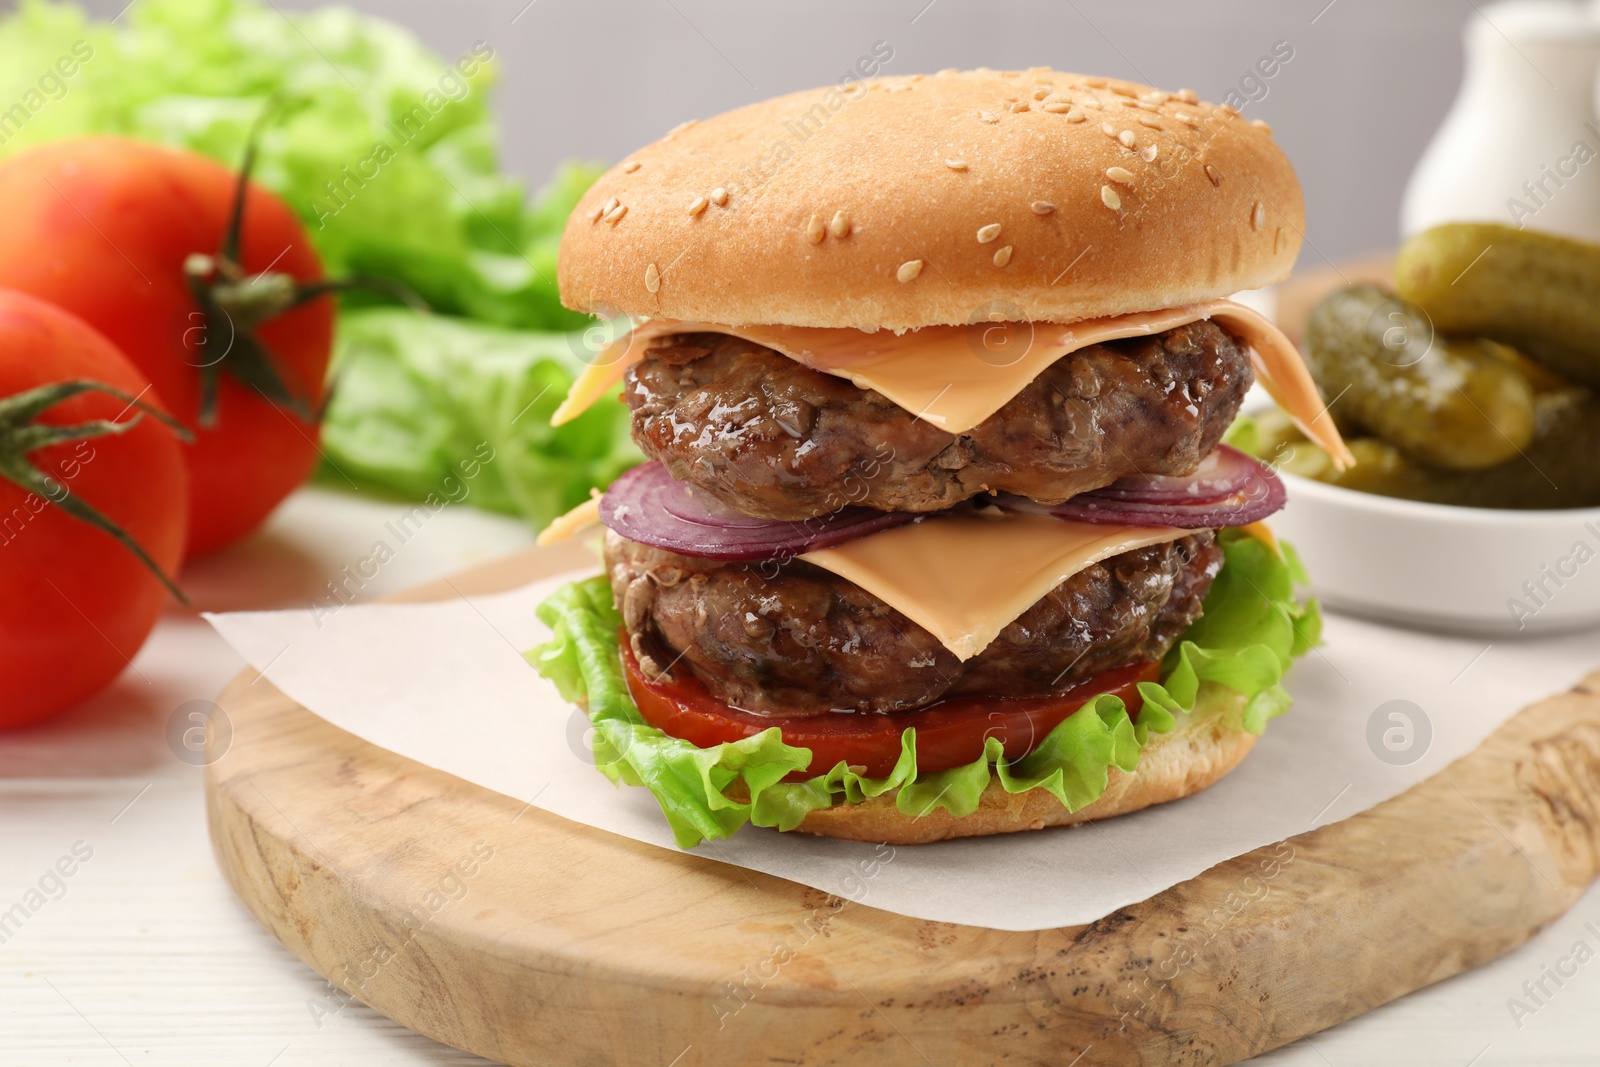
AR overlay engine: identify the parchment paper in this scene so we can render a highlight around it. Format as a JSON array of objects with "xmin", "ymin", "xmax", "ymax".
[{"xmin": 206, "ymin": 571, "xmax": 1598, "ymax": 931}]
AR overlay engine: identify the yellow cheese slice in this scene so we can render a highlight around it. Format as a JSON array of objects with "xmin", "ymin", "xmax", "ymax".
[
  {"xmin": 551, "ymin": 301, "xmax": 1351, "ymax": 468},
  {"xmin": 801, "ymin": 510, "xmax": 1187, "ymax": 661},
  {"xmin": 535, "ymin": 493, "xmax": 601, "ymax": 546}
]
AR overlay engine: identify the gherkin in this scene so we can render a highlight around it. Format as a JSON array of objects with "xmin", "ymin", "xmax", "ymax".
[
  {"xmin": 1305, "ymin": 283, "xmax": 1536, "ymax": 471},
  {"xmin": 1396, "ymin": 223, "xmax": 1600, "ymax": 389}
]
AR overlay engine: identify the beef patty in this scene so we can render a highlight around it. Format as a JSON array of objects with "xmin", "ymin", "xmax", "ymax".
[
  {"xmin": 624, "ymin": 320, "xmax": 1253, "ymax": 520},
  {"xmin": 606, "ymin": 528, "xmax": 1222, "ymax": 716}
]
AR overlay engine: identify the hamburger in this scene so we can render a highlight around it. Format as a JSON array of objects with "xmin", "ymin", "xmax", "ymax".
[{"xmin": 532, "ymin": 68, "xmax": 1351, "ymax": 847}]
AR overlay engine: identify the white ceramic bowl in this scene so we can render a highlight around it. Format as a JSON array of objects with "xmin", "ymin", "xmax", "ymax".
[{"xmin": 1270, "ymin": 471, "xmax": 1600, "ymax": 636}]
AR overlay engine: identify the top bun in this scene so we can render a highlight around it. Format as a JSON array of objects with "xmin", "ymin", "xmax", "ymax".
[{"xmin": 559, "ymin": 68, "xmax": 1303, "ymax": 332}]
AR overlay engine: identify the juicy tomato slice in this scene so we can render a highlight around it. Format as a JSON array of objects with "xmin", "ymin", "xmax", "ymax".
[{"xmin": 621, "ymin": 633, "xmax": 1158, "ymax": 780}]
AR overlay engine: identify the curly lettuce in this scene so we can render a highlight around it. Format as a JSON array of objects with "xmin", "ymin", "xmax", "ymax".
[
  {"xmin": 528, "ymin": 529, "xmax": 1322, "ymax": 849},
  {"xmin": 319, "ymin": 309, "xmax": 639, "ymax": 527}
]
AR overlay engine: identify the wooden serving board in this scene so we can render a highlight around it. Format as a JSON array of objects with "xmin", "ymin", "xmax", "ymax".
[{"xmin": 205, "ymin": 543, "xmax": 1600, "ymax": 1066}]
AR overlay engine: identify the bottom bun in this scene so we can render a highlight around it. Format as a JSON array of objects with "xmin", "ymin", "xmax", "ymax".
[{"xmin": 792, "ymin": 687, "xmax": 1256, "ymax": 845}]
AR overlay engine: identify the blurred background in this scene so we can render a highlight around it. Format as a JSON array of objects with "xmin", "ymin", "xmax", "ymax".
[{"xmin": 8, "ymin": 0, "xmax": 1487, "ymax": 265}]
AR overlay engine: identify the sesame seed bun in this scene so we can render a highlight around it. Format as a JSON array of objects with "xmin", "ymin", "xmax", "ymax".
[
  {"xmin": 559, "ymin": 68, "xmax": 1303, "ymax": 332},
  {"xmin": 789, "ymin": 687, "xmax": 1257, "ymax": 845}
]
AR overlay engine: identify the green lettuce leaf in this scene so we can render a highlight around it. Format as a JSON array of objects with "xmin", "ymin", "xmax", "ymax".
[
  {"xmin": 528, "ymin": 528, "xmax": 1320, "ymax": 848},
  {"xmin": 320, "ymin": 309, "xmax": 640, "ymax": 526}
]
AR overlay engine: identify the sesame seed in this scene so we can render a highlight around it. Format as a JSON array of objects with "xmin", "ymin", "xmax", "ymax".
[
  {"xmin": 644, "ymin": 263, "xmax": 660, "ymax": 293},
  {"xmin": 1030, "ymin": 200, "xmax": 1055, "ymax": 215},
  {"xmin": 1010, "ymin": 100, "xmax": 1030, "ymax": 113},
  {"xmin": 1118, "ymin": 130, "xmax": 1137, "ymax": 149},
  {"xmin": 1175, "ymin": 112, "xmax": 1200, "ymax": 127},
  {"xmin": 1219, "ymin": 104, "xmax": 1240, "ymax": 117},
  {"xmin": 603, "ymin": 204, "xmax": 628, "ymax": 223},
  {"xmin": 1110, "ymin": 83, "xmax": 1137, "ymax": 97},
  {"xmin": 1205, "ymin": 164, "xmax": 1222, "ymax": 187},
  {"xmin": 993, "ymin": 245, "xmax": 1014, "ymax": 267},
  {"xmin": 1251, "ymin": 202, "xmax": 1266, "ymax": 230},
  {"xmin": 1138, "ymin": 115, "xmax": 1162, "ymax": 129},
  {"xmin": 896, "ymin": 259, "xmax": 924, "ymax": 282},
  {"xmin": 1274, "ymin": 227, "xmax": 1285, "ymax": 253},
  {"xmin": 944, "ymin": 158, "xmax": 968, "ymax": 170},
  {"xmin": 830, "ymin": 210, "xmax": 852, "ymax": 239},
  {"xmin": 1031, "ymin": 86, "xmax": 1050, "ymax": 101},
  {"xmin": 1041, "ymin": 101, "xmax": 1071, "ymax": 113},
  {"xmin": 1141, "ymin": 90, "xmax": 1169, "ymax": 104},
  {"xmin": 979, "ymin": 110, "xmax": 999, "ymax": 123},
  {"xmin": 976, "ymin": 222, "xmax": 1002, "ymax": 243},
  {"xmin": 1136, "ymin": 101, "xmax": 1160, "ymax": 112},
  {"xmin": 1141, "ymin": 144, "xmax": 1160, "ymax": 162},
  {"xmin": 710, "ymin": 187, "xmax": 729, "ymax": 206},
  {"xmin": 1066, "ymin": 108, "xmax": 1087, "ymax": 122},
  {"xmin": 909, "ymin": 73, "xmax": 925, "ymax": 81},
  {"xmin": 585, "ymin": 205, "xmax": 604, "ymax": 222},
  {"xmin": 1101, "ymin": 121, "xmax": 1117, "ymax": 136},
  {"xmin": 1105, "ymin": 166, "xmax": 1135, "ymax": 185},
  {"xmin": 1252, "ymin": 118, "xmax": 1273, "ymax": 133},
  {"xmin": 1176, "ymin": 88, "xmax": 1199, "ymax": 104},
  {"xmin": 1083, "ymin": 76, "xmax": 1108, "ymax": 88},
  {"xmin": 806, "ymin": 213, "xmax": 826, "ymax": 244},
  {"xmin": 665, "ymin": 119, "xmax": 696, "ymax": 138},
  {"xmin": 1119, "ymin": 99, "xmax": 1139, "ymax": 108},
  {"xmin": 622, "ymin": 160, "xmax": 641, "ymax": 173},
  {"xmin": 602, "ymin": 197, "xmax": 619, "ymax": 215},
  {"xmin": 688, "ymin": 196, "xmax": 709, "ymax": 215},
  {"xmin": 1101, "ymin": 185, "xmax": 1122, "ymax": 211},
  {"xmin": 937, "ymin": 67, "xmax": 958, "ymax": 76}
]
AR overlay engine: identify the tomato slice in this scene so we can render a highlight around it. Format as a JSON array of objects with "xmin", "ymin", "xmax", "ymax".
[{"xmin": 620, "ymin": 633, "xmax": 1158, "ymax": 780}]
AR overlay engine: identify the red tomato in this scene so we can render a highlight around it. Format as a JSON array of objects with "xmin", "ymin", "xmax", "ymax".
[
  {"xmin": 0, "ymin": 290, "xmax": 188, "ymax": 728},
  {"xmin": 0, "ymin": 136, "xmax": 333, "ymax": 558},
  {"xmin": 621, "ymin": 634, "xmax": 1157, "ymax": 780}
]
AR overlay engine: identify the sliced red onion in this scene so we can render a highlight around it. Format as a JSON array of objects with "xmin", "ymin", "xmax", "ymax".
[
  {"xmin": 600, "ymin": 462, "xmax": 916, "ymax": 561},
  {"xmin": 1001, "ymin": 449, "xmax": 1287, "ymax": 529},
  {"xmin": 1089, "ymin": 445, "xmax": 1263, "ymax": 505}
]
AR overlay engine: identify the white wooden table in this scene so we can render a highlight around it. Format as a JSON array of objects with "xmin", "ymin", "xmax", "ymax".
[{"xmin": 2, "ymin": 486, "xmax": 1595, "ymax": 1066}]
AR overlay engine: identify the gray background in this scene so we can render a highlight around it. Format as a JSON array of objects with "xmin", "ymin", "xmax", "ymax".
[{"xmin": 50, "ymin": 0, "xmax": 1486, "ymax": 267}]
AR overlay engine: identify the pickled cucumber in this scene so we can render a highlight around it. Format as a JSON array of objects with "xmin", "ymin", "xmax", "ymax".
[
  {"xmin": 1236, "ymin": 389, "xmax": 1600, "ymax": 509},
  {"xmin": 1395, "ymin": 223, "xmax": 1600, "ymax": 388},
  {"xmin": 1306, "ymin": 284, "xmax": 1536, "ymax": 470}
]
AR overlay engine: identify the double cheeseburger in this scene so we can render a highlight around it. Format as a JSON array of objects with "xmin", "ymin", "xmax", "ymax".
[{"xmin": 536, "ymin": 68, "xmax": 1350, "ymax": 846}]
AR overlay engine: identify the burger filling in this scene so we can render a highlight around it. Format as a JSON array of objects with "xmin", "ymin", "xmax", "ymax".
[
  {"xmin": 606, "ymin": 527, "xmax": 1222, "ymax": 716},
  {"xmin": 624, "ymin": 320, "xmax": 1253, "ymax": 521}
]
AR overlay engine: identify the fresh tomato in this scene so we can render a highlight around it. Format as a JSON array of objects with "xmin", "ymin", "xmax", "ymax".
[
  {"xmin": 621, "ymin": 634, "xmax": 1157, "ymax": 780},
  {"xmin": 0, "ymin": 290, "xmax": 188, "ymax": 729},
  {"xmin": 0, "ymin": 136, "xmax": 334, "ymax": 558}
]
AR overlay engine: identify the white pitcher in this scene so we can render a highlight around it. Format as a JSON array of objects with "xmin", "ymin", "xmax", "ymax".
[{"xmin": 1401, "ymin": 0, "xmax": 1600, "ymax": 242}]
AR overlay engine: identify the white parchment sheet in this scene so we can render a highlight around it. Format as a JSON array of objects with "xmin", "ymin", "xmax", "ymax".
[{"xmin": 206, "ymin": 571, "xmax": 1599, "ymax": 931}]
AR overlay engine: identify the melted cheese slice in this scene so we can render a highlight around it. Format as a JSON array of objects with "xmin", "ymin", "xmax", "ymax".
[
  {"xmin": 801, "ymin": 510, "xmax": 1188, "ymax": 661},
  {"xmin": 536, "ymin": 493, "xmax": 601, "ymax": 546},
  {"xmin": 550, "ymin": 300, "xmax": 1352, "ymax": 468}
]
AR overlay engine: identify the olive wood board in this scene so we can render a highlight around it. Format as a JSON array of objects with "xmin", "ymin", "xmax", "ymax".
[{"xmin": 204, "ymin": 540, "xmax": 1600, "ymax": 1066}]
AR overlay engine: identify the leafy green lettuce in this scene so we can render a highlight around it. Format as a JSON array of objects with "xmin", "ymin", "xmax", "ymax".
[
  {"xmin": 320, "ymin": 309, "xmax": 639, "ymax": 525},
  {"xmin": 528, "ymin": 530, "xmax": 1322, "ymax": 848},
  {"xmin": 0, "ymin": 0, "xmax": 594, "ymax": 331}
]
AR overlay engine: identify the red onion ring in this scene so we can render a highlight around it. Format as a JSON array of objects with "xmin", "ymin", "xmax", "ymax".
[
  {"xmin": 1087, "ymin": 445, "xmax": 1262, "ymax": 505},
  {"xmin": 600, "ymin": 462, "xmax": 916, "ymax": 561},
  {"xmin": 604, "ymin": 448, "xmax": 1286, "ymax": 561},
  {"xmin": 1002, "ymin": 448, "xmax": 1287, "ymax": 528}
]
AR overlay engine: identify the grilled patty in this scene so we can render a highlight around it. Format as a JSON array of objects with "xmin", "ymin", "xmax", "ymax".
[
  {"xmin": 624, "ymin": 321, "xmax": 1253, "ymax": 520},
  {"xmin": 606, "ymin": 528, "xmax": 1222, "ymax": 716}
]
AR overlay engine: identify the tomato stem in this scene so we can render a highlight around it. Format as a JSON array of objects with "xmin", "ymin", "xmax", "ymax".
[
  {"xmin": 0, "ymin": 380, "xmax": 191, "ymax": 602},
  {"xmin": 182, "ymin": 100, "xmax": 427, "ymax": 429}
]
